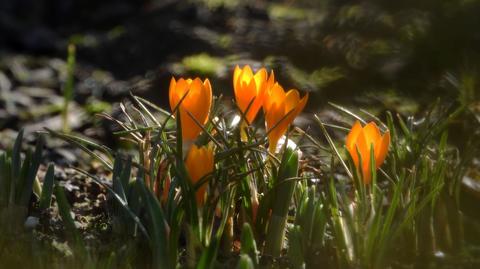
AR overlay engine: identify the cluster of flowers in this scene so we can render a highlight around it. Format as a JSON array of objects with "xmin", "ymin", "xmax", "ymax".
[
  {"xmin": 168, "ymin": 65, "xmax": 390, "ymax": 204},
  {"xmin": 168, "ymin": 65, "xmax": 308, "ymax": 204}
]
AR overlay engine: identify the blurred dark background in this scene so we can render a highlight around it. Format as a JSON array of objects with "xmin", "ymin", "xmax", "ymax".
[{"xmin": 2, "ymin": 0, "xmax": 480, "ymax": 132}]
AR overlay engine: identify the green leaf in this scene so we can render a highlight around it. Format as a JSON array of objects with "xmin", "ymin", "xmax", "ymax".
[
  {"xmin": 264, "ymin": 148, "xmax": 299, "ymax": 257},
  {"xmin": 54, "ymin": 184, "xmax": 87, "ymax": 258},
  {"xmin": 10, "ymin": 129, "xmax": 24, "ymax": 204},
  {"xmin": 288, "ymin": 225, "xmax": 305, "ymax": 269},
  {"xmin": 240, "ymin": 223, "xmax": 258, "ymax": 266},
  {"xmin": 112, "ymin": 155, "xmax": 128, "ymax": 202},
  {"xmin": 236, "ymin": 254, "xmax": 255, "ymax": 269},
  {"xmin": 20, "ymin": 134, "xmax": 45, "ymax": 206},
  {"xmin": 196, "ymin": 236, "xmax": 220, "ymax": 269},
  {"xmin": 39, "ymin": 163, "xmax": 55, "ymax": 210},
  {"xmin": 137, "ymin": 179, "xmax": 171, "ymax": 269}
]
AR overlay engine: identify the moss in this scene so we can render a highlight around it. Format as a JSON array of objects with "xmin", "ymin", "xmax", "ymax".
[
  {"xmin": 180, "ymin": 53, "xmax": 224, "ymax": 76},
  {"xmin": 268, "ymin": 3, "xmax": 314, "ymax": 21}
]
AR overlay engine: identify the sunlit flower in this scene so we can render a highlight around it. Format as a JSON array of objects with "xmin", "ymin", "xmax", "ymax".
[
  {"xmin": 185, "ymin": 144, "xmax": 214, "ymax": 205},
  {"xmin": 264, "ymin": 83, "xmax": 308, "ymax": 153},
  {"xmin": 169, "ymin": 77, "xmax": 213, "ymax": 141},
  {"xmin": 233, "ymin": 65, "xmax": 274, "ymax": 124},
  {"xmin": 345, "ymin": 121, "xmax": 390, "ymax": 184}
]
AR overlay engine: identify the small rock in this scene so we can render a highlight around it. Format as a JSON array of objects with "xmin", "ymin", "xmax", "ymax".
[{"xmin": 24, "ymin": 216, "xmax": 40, "ymax": 229}]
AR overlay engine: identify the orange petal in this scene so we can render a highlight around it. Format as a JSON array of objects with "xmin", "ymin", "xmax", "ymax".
[
  {"xmin": 264, "ymin": 82, "xmax": 285, "ymax": 112},
  {"xmin": 193, "ymin": 80, "xmax": 211, "ymax": 136},
  {"xmin": 203, "ymin": 78, "xmax": 213, "ymax": 123},
  {"xmin": 233, "ymin": 65, "xmax": 241, "ymax": 89},
  {"xmin": 175, "ymin": 78, "xmax": 189, "ymax": 104},
  {"xmin": 253, "ymin": 68, "xmax": 267, "ymax": 94},
  {"xmin": 251, "ymin": 84, "xmax": 266, "ymax": 121},
  {"xmin": 233, "ymin": 66, "xmax": 246, "ymax": 101},
  {"xmin": 363, "ymin": 122, "xmax": 381, "ymax": 148},
  {"xmin": 242, "ymin": 65, "xmax": 254, "ymax": 82},
  {"xmin": 266, "ymin": 70, "xmax": 275, "ymax": 90},
  {"xmin": 283, "ymin": 89, "xmax": 307, "ymax": 131},
  {"xmin": 355, "ymin": 129, "xmax": 372, "ymax": 179},
  {"xmin": 185, "ymin": 144, "xmax": 214, "ymax": 205},
  {"xmin": 244, "ymin": 79, "xmax": 259, "ymax": 123},
  {"xmin": 169, "ymin": 77, "xmax": 177, "ymax": 112},
  {"xmin": 285, "ymin": 89, "xmax": 301, "ymax": 114},
  {"xmin": 375, "ymin": 131, "xmax": 390, "ymax": 169},
  {"xmin": 362, "ymin": 162, "xmax": 372, "ymax": 184},
  {"xmin": 266, "ymin": 102, "xmax": 287, "ymax": 152},
  {"xmin": 235, "ymin": 71, "xmax": 254, "ymax": 113},
  {"xmin": 177, "ymin": 78, "xmax": 212, "ymax": 140},
  {"xmin": 291, "ymin": 91, "xmax": 308, "ymax": 120},
  {"xmin": 346, "ymin": 121, "xmax": 362, "ymax": 165},
  {"xmin": 185, "ymin": 145, "xmax": 199, "ymax": 181}
]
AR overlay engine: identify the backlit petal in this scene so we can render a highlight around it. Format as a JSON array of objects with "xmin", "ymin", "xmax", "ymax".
[
  {"xmin": 242, "ymin": 65, "xmax": 254, "ymax": 83},
  {"xmin": 285, "ymin": 90, "xmax": 300, "ymax": 113},
  {"xmin": 169, "ymin": 77, "xmax": 177, "ymax": 112},
  {"xmin": 266, "ymin": 102, "xmax": 287, "ymax": 152},
  {"xmin": 363, "ymin": 122, "xmax": 381, "ymax": 148},
  {"xmin": 375, "ymin": 131, "xmax": 390, "ymax": 169},
  {"xmin": 356, "ymin": 129, "xmax": 372, "ymax": 183},
  {"xmin": 253, "ymin": 68, "xmax": 267, "ymax": 94},
  {"xmin": 291, "ymin": 92, "xmax": 308, "ymax": 121},
  {"xmin": 346, "ymin": 121, "xmax": 362, "ymax": 166},
  {"xmin": 233, "ymin": 65, "xmax": 241, "ymax": 88},
  {"xmin": 264, "ymin": 83, "xmax": 285, "ymax": 112},
  {"xmin": 185, "ymin": 144, "xmax": 214, "ymax": 205}
]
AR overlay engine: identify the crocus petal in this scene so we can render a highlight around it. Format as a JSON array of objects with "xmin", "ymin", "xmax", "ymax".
[
  {"xmin": 234, "ymin": 66, "xmax": 269, "ymax": 124},
  {"xmin": 292, "ymin": 92, "xmax": 308, "ymax": 121},
  {"xmin": 285, "ymin": 89, "xmax": 300, "ymax": 113},
  {"xmin": 169, "ymin": 77, "xmax": 177, "ymax": 111},
  {"xmin": 242, "ymin": 65, "xmax": 254, "ymax": 82},
  {"xmin": 185, "ymin": 144, "xmax": 214, "ymax": 205},
  {"xmin": 253, "ymin": 68, "xmax": 267, "ymax": 94},
  {"xmin": 233, "ymin": 65, "xmax": 242, "ymax": 88},
  {"xmin": 363, "ymin": 122, "xmax": 381, "ymax": 147},
  {"xmin": 345, "ymin": 121, "xmax": 390, "ymax": 184},
  {"xmin": 375, "ymin": 131, "xmax": 390, "ymax": 169},
  {"xmin": 169, "ymin": 77, "xmax": 212, "ymax": 141},
  {"xmin": 266, "ymin": 70, "xmax": 275, "ymax": 90},
  {"xmin": 266, "ymin": 102, "xmax": 287, "ymax": 152},
  {"xmin": 346, "ymin": 121, "xmax": 362, "ymax": 166},
  {"xmin": 203, "ymin": 79, "xmax": 213, "ymax": 124},
  {"xmin": 264, "ymin": 83, "xmax": 308, "ymax": 153},
  {"xmin": 264, "ymin": 83, "xmax": 286, "ymax": 113},
  {"xmin": 355, "ymin": 129, "xmax": 373, "ymax": 182},
  {"xmin": 362, "ymin": 161, "xmax": 372, "ymax": 184},
  {"xmin": 175, "ymin": 78, "xmax": 189, "ymax": 102}
]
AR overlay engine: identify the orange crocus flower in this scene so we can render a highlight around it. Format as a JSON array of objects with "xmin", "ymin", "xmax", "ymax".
[
  {"xmin": 185, "ymin": 144, "xmax": 214, "ymax": 205},
  {"xmin": 233, "ymin": 65, "xmax": 274, "ymax": 124},
  {"xmin": 264, "ymin": 83, "xmax": 308, "ymax": 153},
  {"xmin": 345, "ymin": 121, "xmax": 390, "ymax": 184},
  {"xmin": 169, "ymin": 77, "xmax": 212, "ymax": 141}
]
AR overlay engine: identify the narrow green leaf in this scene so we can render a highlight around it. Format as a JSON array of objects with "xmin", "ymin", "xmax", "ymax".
[
  {"xmin": 236, "ymin": 254, "xmax": 255, "ymax": 269},
  {"xmin": 20, "ymin": 134, "xmax": 45, "ymax": 206},
  {"xmin": 196, "ymin": 236, "xmax": 220, "ymax": 269},
  {"xmin": 10, "ymin": 129, "xmax": 24, "ymax": 204},
  {"xmin": 137, "ymin": 179, "xmax": 171, "ymax": 269},
  {"xmin": 264, "ymin": 148, "xmax": 299, "ymax": 257},
  {"xmin": 240, "ymin": 223, "xmax": 258, "ymax": 266},
  {"xmin": 39, "ymin": 163, "xmax": 55, "ymax": 210},
  {"xmin": 54, "ymin": 184, "xmax": 87, "ymax": 257},
  {"xmin": 288, "ymin": 225, "xmax": 305, "ymax": 269}
]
